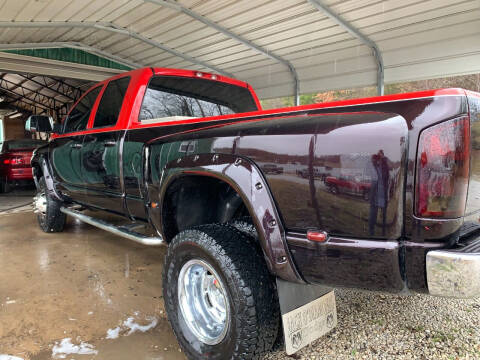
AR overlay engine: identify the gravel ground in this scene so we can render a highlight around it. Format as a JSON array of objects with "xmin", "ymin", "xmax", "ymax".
[{"xmin": 265, "ymin": 289, "xmax": 480, "ymax": 360}]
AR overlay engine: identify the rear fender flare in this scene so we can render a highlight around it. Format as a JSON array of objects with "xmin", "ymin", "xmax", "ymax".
[{"xmin": 157, "ymin": 153, "xmax": 304, "ymax": 284}]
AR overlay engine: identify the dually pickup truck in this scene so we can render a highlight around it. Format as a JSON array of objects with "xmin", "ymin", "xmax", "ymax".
[{"xmin": 29, "ymin": 67, "xmax": 480, "ymax": 359}]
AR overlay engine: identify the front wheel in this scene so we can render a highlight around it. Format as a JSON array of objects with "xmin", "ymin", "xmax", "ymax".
[
  {"xmin": 34, "ymin": 177, "xmax": 66, "ymax": 232},
  {"xmin": 163, "ymin": 224, "xmax": 279, "ymax": 359}
]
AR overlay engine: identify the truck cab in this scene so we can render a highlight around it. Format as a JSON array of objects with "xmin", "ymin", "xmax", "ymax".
[{"xmin": 41, "ymin": 68, "xmax": 260, "ymax": 218}]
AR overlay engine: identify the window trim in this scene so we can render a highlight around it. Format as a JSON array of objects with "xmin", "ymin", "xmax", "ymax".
[{"xmin": 90, "ymin": 76, "xmax": 131, "ymax": 130}]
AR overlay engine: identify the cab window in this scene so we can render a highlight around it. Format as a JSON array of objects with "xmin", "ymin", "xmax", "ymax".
[
  {"xmin": 63, "ymin": 86, "xmax": 101, "ymax": 133},
  {"xmin": 93, "ymin": 77, "xmax": 131, "ymax": 128},
  {"xmin": 139, "ymin": 76, "xmax": 258, "ymax": 123}
]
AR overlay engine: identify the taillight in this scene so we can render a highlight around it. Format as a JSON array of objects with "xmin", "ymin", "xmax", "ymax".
[
  {"xmin": 416, "ymin": 117, "xmax": 470, "ymax": 218},
  {"xmin": 2, "ymin": 156, "xmax": 24, "ymax": 166}
]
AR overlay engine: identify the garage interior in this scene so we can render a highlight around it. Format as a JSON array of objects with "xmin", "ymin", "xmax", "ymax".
[{"xmin": 0, "ymin": 0, "xmax": 480, "ymax": 359}]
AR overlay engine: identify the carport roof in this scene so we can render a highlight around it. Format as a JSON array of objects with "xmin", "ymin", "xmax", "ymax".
[
  {"xmin": 0, "ymin": 72, "xmax": 92, "ymax": 115},
  {"xmin": 0, "ymin": 0, "xmax": 478, "ymax": 104}
]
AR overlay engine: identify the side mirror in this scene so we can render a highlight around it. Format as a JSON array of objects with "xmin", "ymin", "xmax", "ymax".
[
  {"xmin": 52, "ymin": 123, "xmax": 62, "ymax": 133},
  {"xmin": 25, "ymin": 115, "xmax": 54, "ymax": 133}
]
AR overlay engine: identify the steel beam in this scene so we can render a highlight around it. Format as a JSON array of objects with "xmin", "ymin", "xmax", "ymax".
[
  {"xmin": 18, "ymin": 74, "xmax": 75, "ymax": 101},
  {"xmin": 307, "ymin": 0, "xmax": 384, "ymax": 95},
  {"xmin": 0, "ymin": 76, "xmax": 70, "ymax": 112},
  {"xmin": 0, "ymin": 22, "xmax": 232, "ymax": 77},
  {"xmin": 0, "ymin": 50, "xmax": 122, "ymax": 81},
  {"xmin": 145, "ymin": 0, "xmax": 300, "ymax": 105}
]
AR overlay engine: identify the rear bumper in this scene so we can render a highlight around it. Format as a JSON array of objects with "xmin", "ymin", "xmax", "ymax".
[
  {"xmin": 426, "ymin": 243, "xmax": 480, "ymax": 298},
  {"xmin": 0, "ymin": 167, "xmax": 34, "ymax": 181}
]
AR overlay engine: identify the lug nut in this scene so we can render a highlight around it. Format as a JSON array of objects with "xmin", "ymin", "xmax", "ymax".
[{"xmin": 255, "ymin": 182, "xmax": 262, "ymax": 190}]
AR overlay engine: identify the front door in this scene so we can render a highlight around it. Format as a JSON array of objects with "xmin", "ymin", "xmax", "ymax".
[
  {"xmin": 79, "ymin": 76, "xmax": 130, "ymax": 213},
  {"xmin": 51, "ymin": 86, "xmax": 102, "ymax": 203}
]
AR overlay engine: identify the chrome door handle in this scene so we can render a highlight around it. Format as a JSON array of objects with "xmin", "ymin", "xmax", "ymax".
[
  {"xmin": 104, "ymin": 140, "xmax": 117, "ymax": 147},
  {"xmin": 70, "ymin": 143, "xmax": 83, "ymax": 149}
]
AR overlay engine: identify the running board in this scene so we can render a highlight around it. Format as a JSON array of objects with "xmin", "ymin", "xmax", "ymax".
[{"xmin": 60, "ymin": 207, "xmax": 165, "ymax": 246}]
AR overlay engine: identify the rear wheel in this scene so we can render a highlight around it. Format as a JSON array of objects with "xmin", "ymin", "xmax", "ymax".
[
  {"xmin": 35, "ymin": 177, "xmax": 66, "ymax": 232},
  {"xmin": 163, "ymin": 224, "xmax": 279, "ymax": 359},
  {"xmin": 229, "ymin": 216, "xmax": 257, "ymax": 240},
  {"xmin": 363, "ymin": 191, "xmax": 370, "ymax": 201}
]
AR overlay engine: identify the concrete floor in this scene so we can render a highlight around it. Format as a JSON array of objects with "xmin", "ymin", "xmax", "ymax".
[
  {"xmin": 0, "ymin": 186, "xmax": 36, "ymax": 213},
  {"xmin": 0, "ymin": 206, "xmax": 185, "ymax": 360}
]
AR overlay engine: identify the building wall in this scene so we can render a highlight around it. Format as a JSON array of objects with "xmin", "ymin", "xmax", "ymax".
[{"xmin": 3, "ymin": 116, "xmax": 27, "ymax": 140}]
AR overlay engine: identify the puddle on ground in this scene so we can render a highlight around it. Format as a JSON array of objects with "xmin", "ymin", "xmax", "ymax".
[{"xmin": 31, "ymin": 321, "xmax": 185, "ymax": 360}]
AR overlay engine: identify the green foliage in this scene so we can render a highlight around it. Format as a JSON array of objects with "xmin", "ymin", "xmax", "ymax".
[{"xmin": 261, "ymin": 73, "xmax": 480, "ymax": 110}]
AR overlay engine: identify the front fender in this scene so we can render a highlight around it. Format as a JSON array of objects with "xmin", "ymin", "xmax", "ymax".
[
  {"xmin": 32, "ymin": 148, "xmax": 63, "ymax": 202},
  {"xmin": 151, "ymin": 153, "xmax": 304, "ymax": 284}
]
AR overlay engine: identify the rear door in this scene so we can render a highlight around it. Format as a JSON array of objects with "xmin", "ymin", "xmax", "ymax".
[
  {"xmin": 51, "ymin": 86, "xmax": 102, "ymax": 202},
  {"xmin": 79, "ymin": 76, "xmax": 130, "ymax": 212}
]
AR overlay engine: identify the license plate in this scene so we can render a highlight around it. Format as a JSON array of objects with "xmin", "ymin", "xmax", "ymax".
[{"xmin": 282, "ymin": 290, "xmax": 337, "ymax": 355}]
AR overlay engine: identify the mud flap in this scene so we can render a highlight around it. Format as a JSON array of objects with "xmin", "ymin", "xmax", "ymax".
[{"xmin": 276, "ymin": 278, "xmax": 337, "ymax": 355}]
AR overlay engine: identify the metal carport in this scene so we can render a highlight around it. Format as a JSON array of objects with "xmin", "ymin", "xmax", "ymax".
[{"xmin": 0, "ymin": 0, "xmax": 478, "ymax": 111}]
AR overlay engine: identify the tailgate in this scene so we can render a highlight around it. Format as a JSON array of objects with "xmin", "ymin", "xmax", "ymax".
[{"xmin": 466, "ymin": 94, "xmax": 480, "ymax": 219}]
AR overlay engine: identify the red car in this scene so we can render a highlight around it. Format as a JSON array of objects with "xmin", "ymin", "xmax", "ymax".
[
  {"xmin": 0, "ymin": 139, "xmax": 47, "ymax": 192},
  {"xmin": 325, "ymin": 175, "xmax": 372, "ymax": 201}
]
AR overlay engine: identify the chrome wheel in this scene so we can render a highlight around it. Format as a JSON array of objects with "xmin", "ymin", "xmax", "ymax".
[
  {"xmin": 178, "ymin": 259, "xmax": 230, "ymax": 345},
  {"xmin": 33, "ymin": 191, "xmax": 47, "ymax": 217}
]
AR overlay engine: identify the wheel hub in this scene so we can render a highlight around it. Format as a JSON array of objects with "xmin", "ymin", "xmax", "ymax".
[
  {"xmin": 33, "ymin": 192, "xmax": 47, "ymax": 215},
  {"xmin": 178, "ymin": 259, "xmax": 229, "ymax": 345}
]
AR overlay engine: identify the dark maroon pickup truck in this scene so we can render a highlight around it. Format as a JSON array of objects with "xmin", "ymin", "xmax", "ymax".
[{"xmin": 28, "ymin": 67, "xmax": 480, "ymax": 359}]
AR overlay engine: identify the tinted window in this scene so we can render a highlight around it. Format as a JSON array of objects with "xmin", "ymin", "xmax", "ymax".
[
  {"xmin": 93, "ymin": 77, "xmax": 130, "ymax": 128},
  {"xmin": 4, "ymin": 139, "xmax": 46, "ymax": 151},
  {"xmin": 139, "ymin": 76, "xmax": 258, "ymax": 122},
  {"xmin": 63, "ymin": 86, "xmax": 101, "ymax": 133}
]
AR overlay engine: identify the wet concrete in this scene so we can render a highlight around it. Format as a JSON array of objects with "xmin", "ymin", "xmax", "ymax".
[
  {"xmin": 0, "ymin": 186, "xmax": 35, "ymax": 212},
  {"xmin": 0, "ymin": 209, "xmax": 186, "ymax": 360}
]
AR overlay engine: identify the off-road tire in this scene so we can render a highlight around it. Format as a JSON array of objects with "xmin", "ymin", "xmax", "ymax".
[
  {"xmin": 37, "ymin": 177, "xmax": 66, "ymax": 232},
  {"xmin": 229, "ymin": 216, "xmax": 258, "ymax": 240},
  {"xmin": 163, "ymin": 224, "xmax": 280, "ymax": 360}
]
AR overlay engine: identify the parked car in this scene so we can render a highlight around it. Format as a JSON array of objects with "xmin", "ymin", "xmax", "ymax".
[
  {"xmin": 325, "ymin": 175, "xmax": 371, "ymax": 201},
  {"xmin": 28, "ymin": 67, "xmax": 480, "ymax": 358},
  {"xmin": 261, "ymin": 163, "xmax": 284, "ymax": 174},
  {"xmin": 0, "ymin": 138, "xmax": 46, "ymax": 192},
  {"xmin": 297, "ymin": 166, "xmax": 327, "ymax": 181}
]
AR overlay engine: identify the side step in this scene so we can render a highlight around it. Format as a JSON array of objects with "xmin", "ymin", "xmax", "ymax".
[{"xmin": 60, "ymin": 207, "xmax": 165, "ymax": 246}]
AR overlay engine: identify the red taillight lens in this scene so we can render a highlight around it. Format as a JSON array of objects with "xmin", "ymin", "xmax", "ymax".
[
  {"xmin": 416, "ymin": 117, "xmax": 470, "ymax": 218},
  {"xmin": 2, "ymin": 157, "xmax": 23, "ymax": 166}
]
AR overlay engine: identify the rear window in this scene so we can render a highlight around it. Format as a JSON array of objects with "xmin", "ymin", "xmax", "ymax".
[
  {"xmin": 139, "ymin": 76, "xmax": 258, "ymax": 123},
  {"xmin": 2, "ymin": 139, "xmax": 46, "ymax": 152}
]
